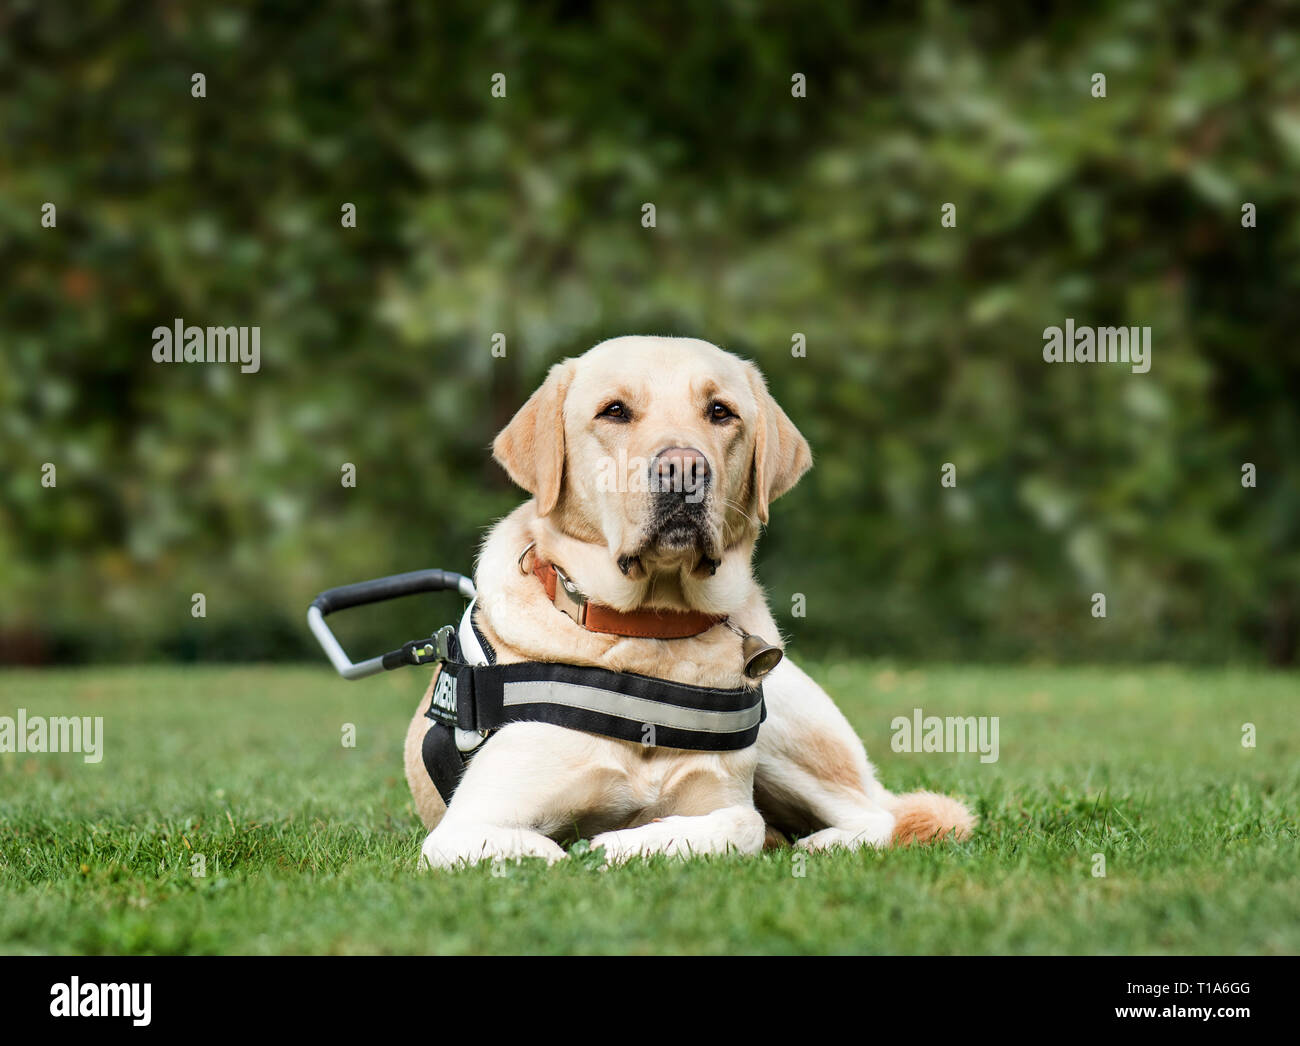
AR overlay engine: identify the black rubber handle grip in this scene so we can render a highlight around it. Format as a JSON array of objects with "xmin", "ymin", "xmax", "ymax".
[{"xmin": 310, "ymin": 569, "xmax": 469, "ymax": 616}]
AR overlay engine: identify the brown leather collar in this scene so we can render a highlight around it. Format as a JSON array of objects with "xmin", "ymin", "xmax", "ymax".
[{"xmin": 532, "ymin": 560, "xmax": 725, "ymax": 639}]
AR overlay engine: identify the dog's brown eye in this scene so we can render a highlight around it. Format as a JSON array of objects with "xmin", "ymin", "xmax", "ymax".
[
  {"xmin": 709, "ymin": 402, "xmax": 736, "ymax": 422},
  {"xmin": 598, "ymin": 401, "xmax": 630, "ymax": 421}
]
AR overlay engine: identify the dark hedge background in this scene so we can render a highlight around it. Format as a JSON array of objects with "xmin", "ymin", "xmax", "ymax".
[{"xmin": 1, "ymin": 1, "xmax": 1298, "ymax": 666}]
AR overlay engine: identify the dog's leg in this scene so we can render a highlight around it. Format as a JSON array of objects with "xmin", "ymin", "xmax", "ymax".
[
  {"xmin": 589, "ymin": 805, "xmax": 766, "ymax": 864},
  {"xmin": 754, "ymin": 659, "xmax": 975, "ymax": 851},
  {"xmin": 419, "ymin": 721, "xmax": 635, "ymax": 869},
  {"xmin": 421, "ymin": 822, "xmax": 567, "ymax": 868}
]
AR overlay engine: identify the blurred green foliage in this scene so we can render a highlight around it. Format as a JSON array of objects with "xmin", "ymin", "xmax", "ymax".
[{"xmin": 1, "ymin": 1, "xmax": 1297, "ymax": 665}]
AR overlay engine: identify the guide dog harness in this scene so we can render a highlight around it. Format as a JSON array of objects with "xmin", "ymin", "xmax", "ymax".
[{"xmin": 412, "ymin": 550, "xmax": 774, "ymax": 803}]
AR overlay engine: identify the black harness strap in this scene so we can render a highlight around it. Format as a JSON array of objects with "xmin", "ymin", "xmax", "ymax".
[
  {"xmin": 421, "ymin": 720, "xmax": 469, "ymax": 801},
  {"xmin": 438, "ymin": 660, "xmax": 764, "ymax": 751},
  {"xmin": 419, "ymin": 608, "xmax": 765, "ymax": 804}
]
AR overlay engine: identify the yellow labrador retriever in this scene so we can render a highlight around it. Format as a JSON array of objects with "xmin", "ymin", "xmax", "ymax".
[{"xmin": 406, "ymin": 335, "xmax": 973, "ymax": 866}]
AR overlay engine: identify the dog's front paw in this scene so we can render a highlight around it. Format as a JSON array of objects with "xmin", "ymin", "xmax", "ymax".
[
  {"xmin": 796, "ymin": 811, "xmax": 895, "ymax": 853},
  {"xmin": 591, "ymin": 809, "xmax": 765, "ymax": 865},
  {"xmin": 590, "ymin": 819, "xmax": 706, "ymax": 864},
  {"xmin": 420, "ymin": 823, "xmax": 568, "ymax": 869},
  {"xmin": 588, "ymin": 826, "xmax": 659, "ymax": 865}
]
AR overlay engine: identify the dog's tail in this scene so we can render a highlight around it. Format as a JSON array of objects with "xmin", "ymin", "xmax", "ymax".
[{"xmin": 882, "ymin": 789, "xmax": 976, "ymax": 845}]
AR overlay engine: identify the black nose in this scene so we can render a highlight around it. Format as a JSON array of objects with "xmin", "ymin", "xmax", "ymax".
[{"xmin": 651, "ymin": 447, "xmax": 710, "ymax": 498}]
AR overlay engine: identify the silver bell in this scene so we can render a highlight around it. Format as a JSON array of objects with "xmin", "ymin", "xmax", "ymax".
[{"xmin": 741, "ymin": 633, "xmax": 783, "ymax": 679}]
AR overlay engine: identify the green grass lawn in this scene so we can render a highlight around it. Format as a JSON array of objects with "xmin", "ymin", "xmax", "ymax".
[{"xmin": 1, "ymin": 661, "xmax": 1296, "ymax": 955}]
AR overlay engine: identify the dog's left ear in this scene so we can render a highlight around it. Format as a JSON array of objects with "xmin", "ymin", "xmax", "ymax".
[
  {"xmin": 493, "ymin": 360, "xmax": 576, "ymax": 516},
  {"xmin": 745, "ymin": 362, "xmax": 812, "ymax": 524}
]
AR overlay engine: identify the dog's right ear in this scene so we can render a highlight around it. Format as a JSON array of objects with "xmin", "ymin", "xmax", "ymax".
[{"xmin": 492, "ymin": 360, "xmax": 575, "ymax": 516}]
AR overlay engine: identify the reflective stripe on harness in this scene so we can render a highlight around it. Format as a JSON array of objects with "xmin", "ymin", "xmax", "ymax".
[
  {"xmin": 435, "ymin": 659, "xmax": 765, "ymax": 751},
  {"xmin": 420, "ymin": 601, "xmax": 765, "ymax": 803}
]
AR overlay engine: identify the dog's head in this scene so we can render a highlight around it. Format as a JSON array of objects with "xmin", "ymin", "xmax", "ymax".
[{"xmin": 493, "ymin": 336, "xmax": 810, "ymax": 583}]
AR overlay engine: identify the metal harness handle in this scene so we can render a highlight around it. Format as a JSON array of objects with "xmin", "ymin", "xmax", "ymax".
[{"xmin": 307, "ymin": 569, "xmax": 476, "ymax": 680}]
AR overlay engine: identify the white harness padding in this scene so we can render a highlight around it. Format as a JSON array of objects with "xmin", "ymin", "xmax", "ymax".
[
  {"xmin": 457, "ymin": 598, "xmax": 489, "ymax": 667},
  {"xmin": 453, "ymin": 599, "xmax": 490, "ymax": 752}
]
